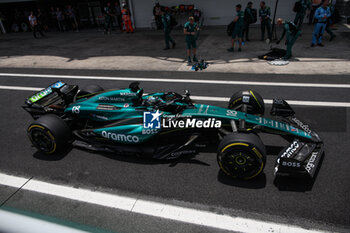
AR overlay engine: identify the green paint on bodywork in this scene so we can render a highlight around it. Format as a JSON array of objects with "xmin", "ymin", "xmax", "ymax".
[{"xmin": 64, "ymin": 90, "xmax": 312, "ymax": 145}]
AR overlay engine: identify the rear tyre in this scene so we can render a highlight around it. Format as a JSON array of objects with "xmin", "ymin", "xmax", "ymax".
[
  {"xmin": 217, "ymin": 133, "xmax": 266, "ymax": 179},
  {"xmin": 27, "ymin": 114, "xmax": 72, "ymax": 155},
  {"xmin": 228, "ymin": 90, "xmax": 265, "ymax": 115}
]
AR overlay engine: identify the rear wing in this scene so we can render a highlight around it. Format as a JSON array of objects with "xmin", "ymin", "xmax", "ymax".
[{"xmin": 23, "ymin": 81, "xmax": 78, "ymax": 119}]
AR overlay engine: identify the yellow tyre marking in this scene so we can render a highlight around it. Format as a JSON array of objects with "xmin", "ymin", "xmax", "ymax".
[
  {"xmin": 46, "ymin": 130, "xmax": 57, "ymax": 154},
  {"xmin": 28, "ymin": 124, "xmax": 57, "ymax": 154},
  {"xmin": 28, "ymin": 125, "xmax": 45, "ymax": 131},
  {"xmin": 245, "ymin": 147, "xmax": 264, "ymax": 179},
  {"xmin": 245, "ymin": 161, "xmax": 264, "ymax": 180},
  {"xmin": 221, "ymin": 143, "xmax": 248, "ymax": 153},
  {"xmin": 220, "ymin": 143, "xmax": 265, "ymax": 180},
  {"xmin": 249, "ymin": 90, "xmax": 262, "ymax": 109},
  {"xmin": 252, "ymin": 147, "xmax": 263, "ymax": 159}
]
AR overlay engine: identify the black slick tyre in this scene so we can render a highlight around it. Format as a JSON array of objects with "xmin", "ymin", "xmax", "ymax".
[
  {"xmin": 217, "ymin": 133, "xmax": 266, "ymax": 179},
  {"xmin": 27, "ymin": 114, "xmax": 71, "ymax": 155}
]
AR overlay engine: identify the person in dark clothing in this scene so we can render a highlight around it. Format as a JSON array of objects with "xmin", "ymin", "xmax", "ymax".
[
  {"xmin": 50, "ymin": 7, "xmax": 58, "ymax": 31},
  {"xmin": 56, "ymin": 7, "xmax": 65, "ymax": 32},
  {"xmin": 193, "ymin": 8, "xmax": 201, "ymax": 22},
  {"xmin": 114, "ymin": 1, "xmax": 123, "ymax": 31},
  {"xmin": 184, "ymin": 16, "xmax": 199, "ymax": 64},
  {"xmin": 28, "ymin": 11, "xmax": 45, "ymax": 38},
  {"xmin": 325, "ymin": 1, "xmax": 336, "ymax": 41},
  {"xmin": 36, "ymin": 8, "xmax": 47, "ymax": 32},
  {"xmin": 259, "ymin": 1, "xmax": 271, "ymax": 41},
  {"xmin": 244, "ymin": 1, "xmax": 254, "ymax": 41},
  {"xmin": 161, "ymin": 7, "xmax": 176, "ymax": 50},
  {"xmin": 153, "ymin": 3, "xmax": 162, "ymax": 30},
  {"xmin": 104, "ymin": 2, "xmax": 113, "ymax": 34},
  {"xmin": 294, "ymin": 0, "xmax": 311, "ymax": 29},
  {"xmin": 66, "ymin": 5, "xmax": 79, "ymax": 32},
  {"xmin": 227, "ymin": 4, "xmax": 245, "ymax": 52}
]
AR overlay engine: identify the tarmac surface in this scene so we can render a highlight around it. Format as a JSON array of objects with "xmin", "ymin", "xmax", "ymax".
[{"xmin": 0, "ymin": 25, "xmax": 349, "ymax": 232}]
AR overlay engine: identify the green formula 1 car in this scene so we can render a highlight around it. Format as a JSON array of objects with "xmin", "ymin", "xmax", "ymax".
[{"xmin": 23, "ymin": 81, "xmax": 324, "ymax": 180}]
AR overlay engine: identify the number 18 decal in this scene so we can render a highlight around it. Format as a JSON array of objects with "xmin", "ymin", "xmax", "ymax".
[{"xmin": 72, "ymin": 106, "xmax": 80, "ymax": 114}]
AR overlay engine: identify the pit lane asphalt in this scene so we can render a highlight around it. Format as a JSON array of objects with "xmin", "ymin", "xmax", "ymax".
[{"xmin": 0, "ymin": 68, "xmax": 349, "ymax": 230}]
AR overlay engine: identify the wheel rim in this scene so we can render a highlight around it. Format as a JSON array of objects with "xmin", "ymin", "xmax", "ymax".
[
  {"xmin": 219, "ymin": 146, "xmax": 263, "ymax": 179},
  {"xmin": 29, "ymin": 127, "xmax": 56, "ymax": 154}
]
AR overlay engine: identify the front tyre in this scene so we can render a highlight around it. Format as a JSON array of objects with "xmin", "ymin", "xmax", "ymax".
[
  {"xmin": 217, "ymin": 133, "xmax": 266, "ymax": 179},
  {"xmin": 27, "ymin": 114, "xmax": 72, "ymax": 155}
]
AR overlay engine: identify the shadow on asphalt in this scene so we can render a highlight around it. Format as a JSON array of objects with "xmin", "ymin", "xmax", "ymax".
[
  {"xmin": 32, "ymin": 145, "xmax": 73, "ymax": 161},
  {"xmin": 217, "ymin": 170, "xmax": 267, "ymax": 189},
  {"xmin": 69, "ymin": 146, "xmax": 211, "ymax": 167}
]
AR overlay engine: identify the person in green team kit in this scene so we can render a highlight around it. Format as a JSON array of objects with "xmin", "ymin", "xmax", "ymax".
[
  {"xmin": 184, "ymin": 16, "xmax": 199, "ymax": 64},
  {"xmin": 259, "ymin": 1, "xmax": 272, "ymax": 41},
  {"xmin": 161, "ymin": 7, "xmax": 176, "ymax": 50},
  {"xmin": 227, "ymin": 4, "xmax": 245, "ymax": 52},
  {"xmin": 276, "ymin": 18, "xmax": 301, "ymax": 59},
  {"xmin": 294, "ymin": 0, "xmax": 311, "ymax": 29}
]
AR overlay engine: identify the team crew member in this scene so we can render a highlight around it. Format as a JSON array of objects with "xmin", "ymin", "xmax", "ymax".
[
  {"xmin": 244, "ymin": 2, "xmax": 254, "ymax": 41},
  {"xmin": 161, "ymin": 8, "xmax": 176, "ymax": 50},
  {"xmin": 276, "ymin": 18, "xmax": 301, "ymax": 59},
  {"xmin": 259, "ymin": 1, "xmax": 271, "ymax": 41},
  {"xmin": 294, "ymin": 0, "xmax": 311, "ymax": 28},
  {"xmin": 228, "ymin": 4, "xmax": 245, "ymax": 52},
  {"xmin": 184, "ymin": 16, "xmax": 199, "ymax": 64},
  {"xmin": 311, "ymin": 0, "xmax": 331, "ymax": 47},
  {"xmin": 114, "ymin": 1, "xmax": 123, "ymax": 32},
  {"xmin": 104, "ymin": 2, "xmax": 113, "ymax": 34},
  {"xmin": 325, "ymin": 1, "xmax": 336, "ymax": 41},
  {"xmin": 121, "ymin": 4, "xmax": 134, "ymax": 33},
  {"xmin": 28, "ymin": 11, "xmax": 45, "ymax": 38}
]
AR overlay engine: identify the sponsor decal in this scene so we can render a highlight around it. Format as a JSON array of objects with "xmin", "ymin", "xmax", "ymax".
[
  {"xmin": 281, "ymin": 141, "xmax": 300, "ymax": 158},
  {"xmin": 144, "ymin": 110, "xmax": 221, "ymax": 129},
  {"xmin": 101, "ymin": 131, "xmax": 139, "ymax": 143},
  {"xmin": 281, "ymin": 161, "xmax": 301, "ymax": 168},
  {"xmin": 72, "ymin": 106, "xmax": 80, "ymax": 114},
  {"xmin": 120, "ymin": 92, "xmax": 137, "ymax": 96},
  {"xmin": 291, "ymin": 117, "xmax": 312, "ymax": 135},
  {"xmin": 170, "ymin": 150, "xmax": 196, "ymax": 157},
  {"xmin": 123, "ymin": 103, "xmax": 129, "ymax": 108},
  {"xmin": 305, "ymin": 152, "xmax": 318, "ymax": 172},
  {"xmin": 142, "ymin": 129, "xmax": 158, "ymax": 135},
  {"xmin": 29, "ymin": 81, "xmax": 65, "ymax": 103},
  {"xmin": 98, "ymin": 96, "xmax": 125, "ymax": 102},
  {"xmin": 226, "ymin": 110, "xmax": 238, "ymax": 117},
  {"xmin": 242, "ymin": 96, "xmax": 250, "ymax": 103},
  {"xmin": 162, "ymin": 118, "xmax": 221, "ymax": 128},
  {"xmin": 143, "ymin": 110, "xmax": 162, "ymax": 129}
]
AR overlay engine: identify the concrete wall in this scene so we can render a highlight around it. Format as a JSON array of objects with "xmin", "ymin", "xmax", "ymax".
[{"xmin": 131, "ymin": 0, "xmax": 296, "ymax": 28}]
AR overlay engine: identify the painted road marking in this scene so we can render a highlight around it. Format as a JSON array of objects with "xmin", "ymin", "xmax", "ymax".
[
  {"xmin": 0, "ymin": 84, "xmax": 349, "ymax": 108},
  {"xmin": 0, "ymin": 72, "xmax": 349, "ymax": 88},
  {"xmin": 0, "ymin": 173, "xmax": 325, "ymax": 233}
]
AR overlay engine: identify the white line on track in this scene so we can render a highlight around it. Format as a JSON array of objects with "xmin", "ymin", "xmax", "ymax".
[
  {"xmin": 1, "ymin": 84, "xmax": 349, "ymax": 108},
  {"xmin": 0, "ymin": 72, "xmax": 349, "ymax": 88},
  {"xmin": 0, "ymin": 172, "xmax": 325, "ymax": 233}
]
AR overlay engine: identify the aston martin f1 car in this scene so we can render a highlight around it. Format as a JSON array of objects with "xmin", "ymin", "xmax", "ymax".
[{"xmin": 23, "ymin": 81, "xmax": 324, "ymax": 180}]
